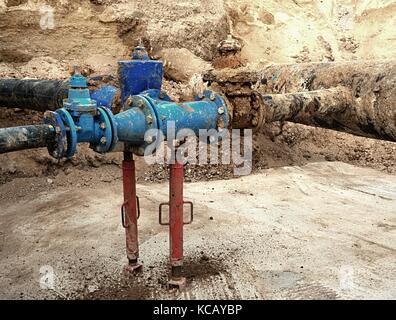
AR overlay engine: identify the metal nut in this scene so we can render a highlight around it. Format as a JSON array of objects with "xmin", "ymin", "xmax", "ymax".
[
  {"xmin": 217, "ymin": 118, "xmax": 225, "ymax": 129},
  {"xmin": 218, "ymin": 106, "xmax": 225, "ymax": 115},
  {"xmin": 137, "ymin": 100, "xmax": 144, "ymax": 108},
  {"xmin": 210, "ymin": 93, "xmax": 216, "ymax": 101},
  {"xmin": 126, "ymin": 95, "xmax": 133, "ymax": 106},
  {"xmin": 173, "ymin": 139, "xmax": 181, "ymax": 147},
  {"xmin": 146, "ymin": 115, "xmax": 153, "ymax": 124},
  {"xmin": 100, "ymin": 122, "xmax": 106, "ymax": 130},
  {"xmin": 100, "ymin": 137, "xmax": 107, "ymax": 144}
]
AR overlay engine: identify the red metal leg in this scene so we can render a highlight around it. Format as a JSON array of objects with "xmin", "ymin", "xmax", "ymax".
[
  {"xmin": 168, "ymin": 161, "xmax": 187, "ymax": 289},
  {"xmin": 121, "ymin": 151, "xmax": 142, "ymax": 275},
  {"xmin": 159, "ymin": 160, "xmax": 194, "ymax": 289}
]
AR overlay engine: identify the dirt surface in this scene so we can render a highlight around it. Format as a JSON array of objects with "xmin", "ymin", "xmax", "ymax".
[
  {"xmin": 1, "ymin": 1, "xmax": 395, "ymax": 70},
  {"xmin": 1, "ymin": 0, "xmax": 395, "ymax": 185},
  {"xmin": 0, "ymin": 162, "xmax": 395, "ymax": 300},
  {"xmin": 0, "ymin": 0, "xmax": 395, "ymax": 300},
  {"xmin": 225, "ymin": 0, "xmax": 396, "ymax": 63}
]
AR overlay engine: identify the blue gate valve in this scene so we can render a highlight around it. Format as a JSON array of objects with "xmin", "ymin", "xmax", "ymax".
[{"xmin": 44, "ymin": 69, "xmax": 118, "ymax": 159}]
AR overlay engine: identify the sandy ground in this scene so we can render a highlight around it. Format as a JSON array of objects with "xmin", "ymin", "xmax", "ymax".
[
  {"xmin": 1, "ymin": 0, "xmax": 396, "ymax": 79},
  {"xmin": 0, "ymin": 161, "xmax": 395, "ymax": 300},
  {"xmin": 0, "ymin": 0, "xmax": 395, "ymax": 301}
]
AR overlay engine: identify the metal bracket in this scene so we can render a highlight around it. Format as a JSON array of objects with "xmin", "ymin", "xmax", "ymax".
[
  {"xmin": 168, "ymin": 277, "xmax": 187, "ymax": 291},
  {"xmin": 158, "ymin": 202, "xmax": 168, "ymax": 226},
  {"xmin": 183, "ymin": 201, "xmax": 193, "ymax": 224},
  {"xmin": 121, "ymin": 196, "xmax": 141, "ymax": 228},
  {"xmin": 159, "ymin": 201, "xmax": 194, "ymax": 226}
]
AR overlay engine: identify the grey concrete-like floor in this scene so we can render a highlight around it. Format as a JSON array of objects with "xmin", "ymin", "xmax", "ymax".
[{"xmin": 0, "ymin": 162, "xmax": 395, "ymax": 299}]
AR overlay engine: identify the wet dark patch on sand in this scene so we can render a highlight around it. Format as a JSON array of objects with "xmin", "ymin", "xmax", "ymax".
[
  {"xmin": 182, "ymin": 254, "xmax": 229, "ymax": 281},
  {"xmin": 81, "ymin": 276, "xmax": 155, "ymax": 300}
]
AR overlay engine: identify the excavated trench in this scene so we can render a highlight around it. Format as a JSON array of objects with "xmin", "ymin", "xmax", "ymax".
[{"xmin": 0, "ymin": 0, "xmax": 395, "ymax": 300}]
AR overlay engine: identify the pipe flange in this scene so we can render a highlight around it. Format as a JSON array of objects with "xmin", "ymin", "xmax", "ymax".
[
  {"xmin": 251, "ymin": 91, "xmax": 266, "ymax": 130},
  {"xmin": 99, "ymin": 106, "xmax": 118, "ymax": 151},
  {"xmin": 56, "ymin": 108, "xmax": 78, "ymax": 159},
  {"xmin": 43, "ymin": 111, "xmax": 67, "ymax": 159},
  {"xmin": 91, "ymin": 107, "xmax": 113, "ymax": 153},
  {"xmin": 126, "ymin": 94, "xmax": 159, "ymax": 156},
  {"xmin": 201, "ymin": 90, "xmax": 230, "ymax": 133}
]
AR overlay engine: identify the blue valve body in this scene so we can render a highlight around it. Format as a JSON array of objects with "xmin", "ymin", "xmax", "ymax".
[
  {"xmin": 89, "ymin": 85, "xmax": 118, "ymax": 111},
  {"xmin": 118, "ymin": 46, "xmax": 163, "ymax": 106}
]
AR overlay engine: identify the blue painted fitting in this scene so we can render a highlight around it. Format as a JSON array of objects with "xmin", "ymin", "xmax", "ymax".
[
  {"xmin": 64, "ymin": 73, "xmax": 96, "ymax": 113},
  {"xmin": 44, "ymin": 74, "xmax": 118, "ymax": 159},
  {"xmin": 89, "ymin": 85, "xmax": 118, "ymax": 111},
  {"xmin": 138, "ymin": 89, "xmax": 229, "ymax": 137},
  {"xmin": 69, "ymin": 73, "xmax": 88, "ymax": 88},
  {"xmin": 114, "ymin": 94, "xmax": 159, "ymax": 154},
  {"xmin": 43, "ymin": 58, "xmax": 229, "ymax": 159},
  {"xmin": 115, "ymin": 107, "xmax": 150, "ymax": 144},
  {"xmin": 118, "ymin": 45, "xmax": 163, "ymax": 106},
  {"xmin": 112, "ymin": 89, "xmax": 229, "ymax": 156},
  {"xmin": 43, "ymin": 110, "xmax": 67, "ymax": 159}
]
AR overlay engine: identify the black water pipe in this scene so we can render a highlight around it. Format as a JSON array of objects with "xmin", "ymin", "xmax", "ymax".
[
  {"xmin": 0, "ymin": 77, "xmax": 118, "ymax": 112},
  {"xmin": 0, "ymin": 79, "xmax": 68, "ymax": 111},
  {"xmin": 0, "ymin": 124, "xmax": 55, "ymax": 154}
]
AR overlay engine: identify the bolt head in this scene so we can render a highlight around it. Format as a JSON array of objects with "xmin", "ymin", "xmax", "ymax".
[
  {"xmin": 100, "ymin": 122, "xmax": 106, "ymax": 130},
  {"xmin": 100, "ymin": 137, "xmax": 107, "ymax": 144},
  {"xmin": 173, "ymin": 139, "xmax": 181, "ymax": 147},
  {"xmin": 218, "ymin": 106, "xmax": 225, "ymax": 115},
  {"xmin": 137, "ymin": 100, "xmax": 144, "ymax": 108},
  {"xmin": 126, "ymin": 95, "xmax": 133, "ymax": 106},
  {"xmin": 210, "ymin": 93, "xmax": 216, "ymax": 101},
  {"xmin": 146, "ymin": 115, "xmax": 153, "ymax": 124},
  {"xmin": 217, "ymin": 118, "xmax": 225, "ymax": 129}
]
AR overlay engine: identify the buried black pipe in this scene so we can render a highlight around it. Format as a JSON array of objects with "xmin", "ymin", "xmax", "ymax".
[
  {"xmin": 0, "ymin": 77, "xmax": 118, "ymax": 112},
  {"xmin": 0, "ymin": 79, "xmax": 68, "ymax": 111},
  {"xmin": 0, "ymin": 124, "xmax": 55, "ymax": 154}
]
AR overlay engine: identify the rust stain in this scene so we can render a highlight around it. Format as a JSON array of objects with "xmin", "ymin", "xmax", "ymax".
[{"xmin": 178, "ymin": 103, "xmax": 194, "ymax": 112}]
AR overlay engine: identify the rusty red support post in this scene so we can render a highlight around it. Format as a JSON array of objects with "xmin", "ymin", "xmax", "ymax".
[
  {"xmin": 168, "ymin": 160, "xmax": 186, "ymax": 288},
  {"xmin": 122, "ymin": 151, "xmax": 142, "ymax": 274}
]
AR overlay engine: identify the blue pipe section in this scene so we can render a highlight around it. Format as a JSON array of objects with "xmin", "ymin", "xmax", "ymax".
[
  {"xmin": 148, "ymin": 92, "xmax": 228, "ymax": 137},
  {"xmin": 37, "ymin": 45, "xmax": 229, "ymax": 159},
  {"xmin": 89, "ymin": 85, "xmax": 118, "ymax": 110},
  {"xmin": 115, "ymin": 107, "xmax": 148, "ymax": 144}
]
